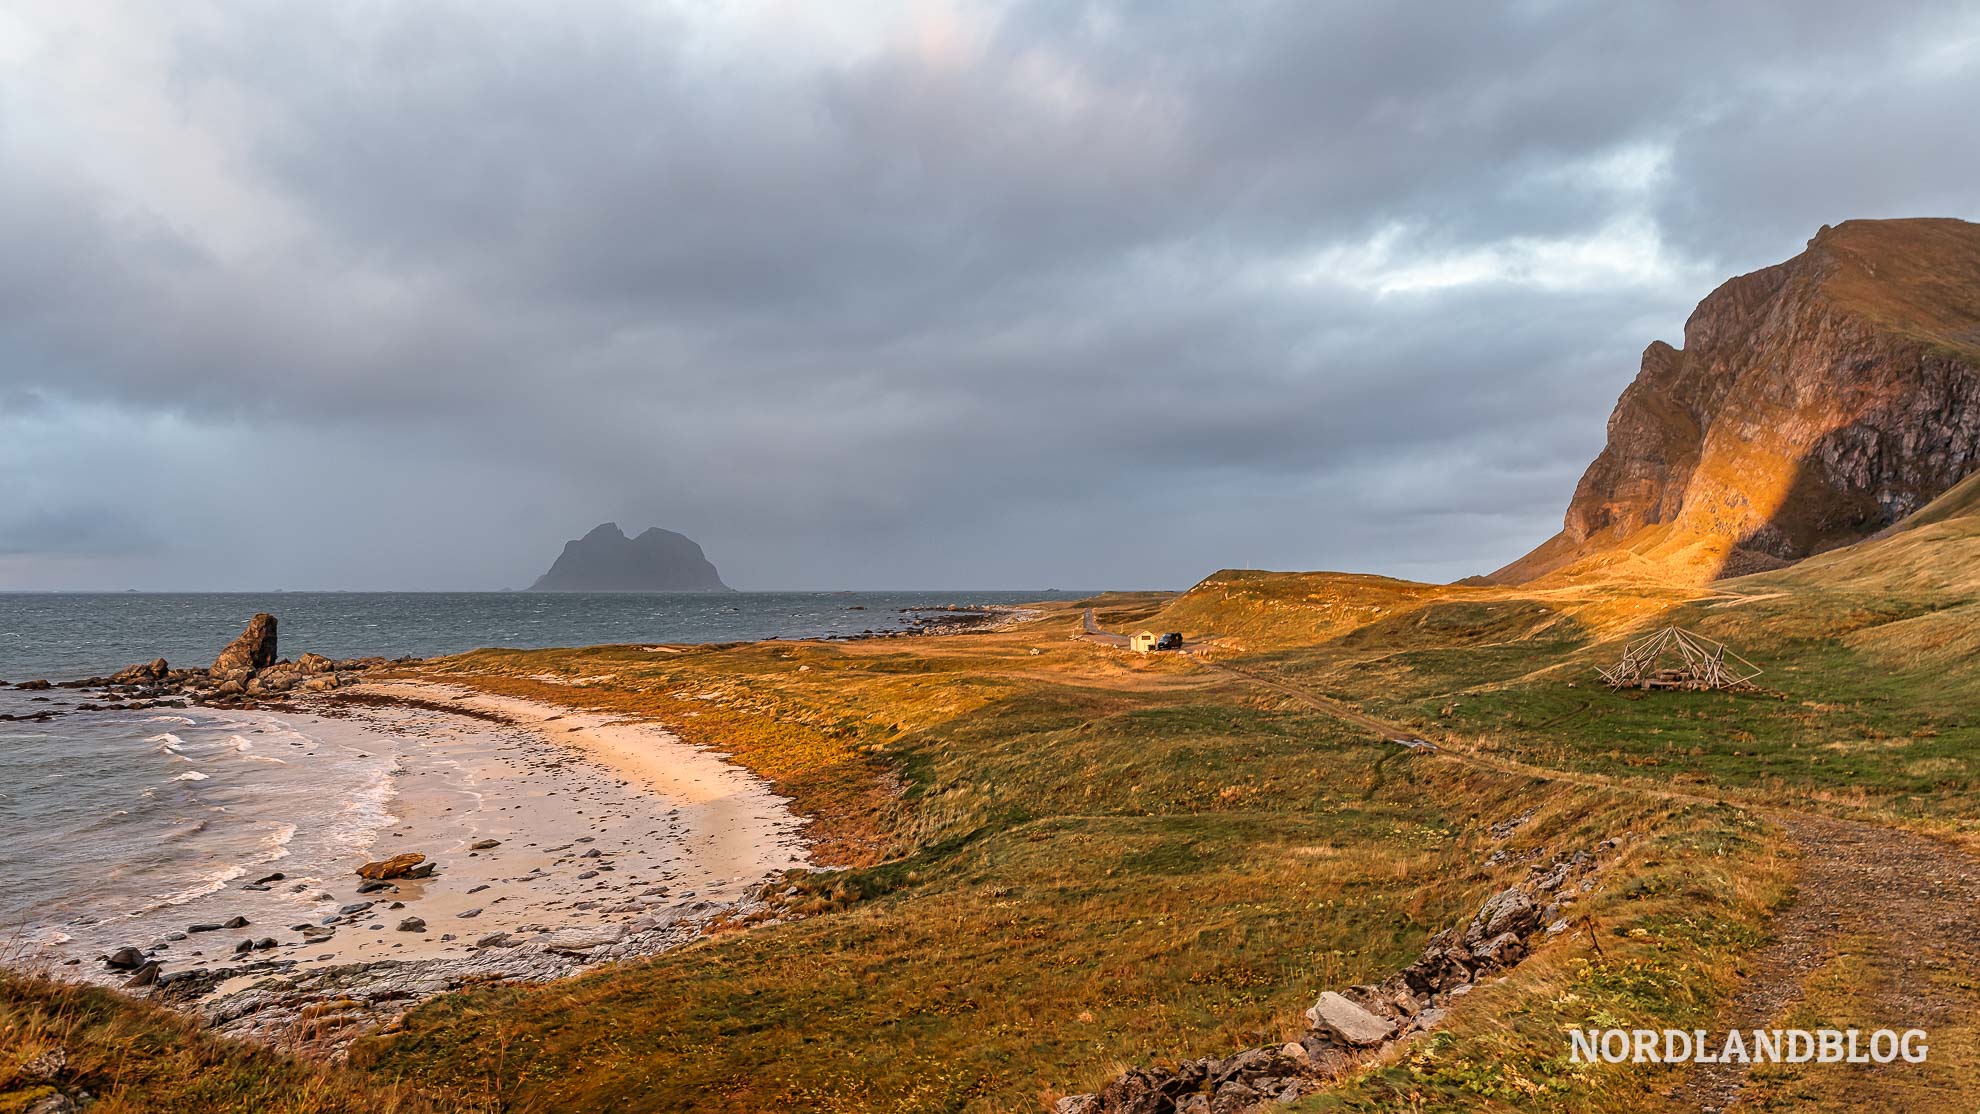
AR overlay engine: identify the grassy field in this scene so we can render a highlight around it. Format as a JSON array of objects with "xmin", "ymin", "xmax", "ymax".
[{"xmin": 0, "ymin": 973, "xmax": 442, "ymax": 1114}]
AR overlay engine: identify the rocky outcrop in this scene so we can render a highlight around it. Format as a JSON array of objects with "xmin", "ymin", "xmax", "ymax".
[
  {"xmin": 110, "ymin": 658, "xmax": 169, "ymax": 685},
  {"xmin": 1054, "ymin": 839, "xmax": 1619, "ymax": 1114},
  {"xmin": 31, "ymin": 616, "xmax": 404, "ymax": 718},
  {"xmin": 212, "ymin": 613, "xmax": 278, "ymax": 676},
  {"xmin": 528, "ymin": 523, "xmax": 731, "ymax": 592},
  {"xmin": 1496, "ymin": 218, "xmax": 1980, "ymax": 584}
]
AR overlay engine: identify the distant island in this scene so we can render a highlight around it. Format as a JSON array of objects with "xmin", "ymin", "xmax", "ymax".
[{"xmin": 528, "ymin": 523, "xmax": 732, "ymax": 592}]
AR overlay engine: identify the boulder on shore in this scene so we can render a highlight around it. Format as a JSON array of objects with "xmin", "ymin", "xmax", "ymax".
[
  {"xmin": 212, "ymin": 613, "xmax": 278, "ymax": 676},
  {"xmin": 111, "ymin": 658, "xmax": 169, "ymax": 685},
  {"xmin": 357, "ymin": 853, "xmax": 427, "ymax": 880}
]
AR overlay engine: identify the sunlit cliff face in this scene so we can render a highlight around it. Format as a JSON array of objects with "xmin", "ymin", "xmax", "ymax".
[{"xmin": 1501, "ymin": 219, "xmax": 1980, "ymax": 587}]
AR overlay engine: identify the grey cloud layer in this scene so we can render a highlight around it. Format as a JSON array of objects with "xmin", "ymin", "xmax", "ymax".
[{"xmin": 2, "ymin": 1, "xmax": 1976, "ymax": 589}]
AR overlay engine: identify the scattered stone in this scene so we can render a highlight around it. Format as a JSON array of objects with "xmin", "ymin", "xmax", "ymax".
[
  {"xmin": 1305, "ymin": 991, "xmax": 1395, "ymax": 1047},
  {"xmin": 357, "ymin": 853, "xmax": 426, "ymax": 880},
  {"xmin": 222, "ymin": 915, "xmax": 249, "ymax": 929},
  {"xmin": 470, "ymin": 839, "xmax": 501, "ymax": 850},
  {"xmin": 397, "ymin": 917, "xmax": 427, "ymax": 932},
  {"xmin": 104, "ymin": 946, "xmax": 145, "ymax": 970}
]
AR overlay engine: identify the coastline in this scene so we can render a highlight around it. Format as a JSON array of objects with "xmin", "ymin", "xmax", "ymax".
[{"xmin": 9, "ymin": 679, "xmax": 814, "ymax": 1053}]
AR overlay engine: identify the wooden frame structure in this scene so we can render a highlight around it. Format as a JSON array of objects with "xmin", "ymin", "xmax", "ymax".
[{"xmin": 1598, "ymin": 626, "xmax": 1762, "ymax": 691}]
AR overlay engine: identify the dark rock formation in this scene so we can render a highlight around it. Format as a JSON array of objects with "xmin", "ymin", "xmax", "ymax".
[
  {"xmin": 110, "ymin": 658, "xmax": 169, "ymax": 685},
  {"xmin": 1496, "ymin": 218, "xmax": 1980, "ymax": 584},
  {"xmin": 212, "ymin": 613, "xmax": 278, "ymax": 676},
  {"xmin": 528, "ymin": 523, "xmax": 730, "ymax": 592}
]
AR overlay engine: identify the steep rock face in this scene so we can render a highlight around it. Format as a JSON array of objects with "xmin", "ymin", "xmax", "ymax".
[
  {"xmin": 211, "ymin": 613, "xmax": 278, "ymax": 676},
  {"xmin": 528, "ymin": 523, "xmax": 730, "ymax": 592},
  {"xmin": 1497, "ymin": 218, "xmax": 1980, "ymax": 583}
]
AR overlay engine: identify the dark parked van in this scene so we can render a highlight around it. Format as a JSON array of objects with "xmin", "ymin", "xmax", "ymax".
[{"xmin": 1155, "ymin": 632, "xmax": 1183, "ymax": 651}]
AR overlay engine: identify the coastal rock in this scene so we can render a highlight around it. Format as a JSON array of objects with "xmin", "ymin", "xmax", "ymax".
[
  {"xmin": 104, "ymin": 946, "xmax": 145, "ymax": 970},
  {"xmin": 357, "ymin": 853, "xmax": 426, "ymax": 880},
  {"xmin": 1304, "ymin": 991, "xmax": 1395, "ymax": 1047},
  {"xmin": 110, "ymin": 658, "xmax": 169, "ymax": 685},
  {"xmin": 247, "ymin": 667, "xmax": 300, "ymax": 695},
  {"xmin": 397, "ymin": 917, "xmax": 426, "ymax": 932},
  {"xmin": 539, "ymin": 925, "xmax": 625, "ymax": 952},
  {"xmin": 295, "ymin": 652, "xmax": 333, "ymax": 675},
  {"xmin": 212, "ymin": 613, "xmax": 278, "ymax": 675}
]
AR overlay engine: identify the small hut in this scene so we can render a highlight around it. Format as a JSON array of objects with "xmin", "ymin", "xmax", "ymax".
[
  {"xmin": 1130, "ymin": 630, "xmax": 1158, "ymax": 653},
  {"xmin": 1598, "ymin": 626, "xmax": 1762, "ymax": 691}
]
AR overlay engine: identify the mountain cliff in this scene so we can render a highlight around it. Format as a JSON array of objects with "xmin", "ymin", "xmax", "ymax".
[
  {"xmin": 1495, "ymin": 217, "xmax": 1980, "ymax": 584},
  {"xmin": 528, "ymin": 523, "xmax": 731, "ymax": 592}
]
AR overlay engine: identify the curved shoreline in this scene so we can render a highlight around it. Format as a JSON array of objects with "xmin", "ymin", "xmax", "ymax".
[{"xmin": 10, "ymin": 680, "xmax": 814, "ymax": 1053}]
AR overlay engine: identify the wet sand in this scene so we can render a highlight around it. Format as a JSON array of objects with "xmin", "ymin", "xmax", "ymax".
[{"xmin": 26, "ymin": 680, "xmax": 811, "ymax": 1017}]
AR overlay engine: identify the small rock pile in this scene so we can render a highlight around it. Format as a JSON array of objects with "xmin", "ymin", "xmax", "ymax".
[
  {"xmin": 1054, "ymin": 840, "xmax": 1620, "ymax": 1114},
  {"xmin": 8, "ymin": 613, "xmax": 410, "ymax": 713}
]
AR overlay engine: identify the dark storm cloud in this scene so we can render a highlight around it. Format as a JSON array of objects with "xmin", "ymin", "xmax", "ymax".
[{"xmin": 1, "ymin": 1, "xmax": 1976, "ymax": 589}]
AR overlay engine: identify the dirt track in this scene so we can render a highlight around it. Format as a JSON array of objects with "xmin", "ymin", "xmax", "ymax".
[{"xmin": 1074, "ymin": 611, "xmax": 1980, "ymax": 1110}]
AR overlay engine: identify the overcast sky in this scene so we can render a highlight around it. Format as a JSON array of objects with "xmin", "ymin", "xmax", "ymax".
[{"xmin": 3, "ymin": 2, "xmax": 1977, "ymax": 591}]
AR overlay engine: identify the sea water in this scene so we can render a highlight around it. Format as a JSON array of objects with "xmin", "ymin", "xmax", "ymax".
[{"xmin": 0, "ymin": 590, "xmax": 1066, "ymax": 967}]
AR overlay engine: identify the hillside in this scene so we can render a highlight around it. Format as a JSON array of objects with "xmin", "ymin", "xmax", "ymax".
[
  {"xmin": 1495, "ymin": 217, "xmax": 1980, "ymax": 585},
  {"xmin": 528, "ymin": 522, "xmax": 731, "ymax": 592}
]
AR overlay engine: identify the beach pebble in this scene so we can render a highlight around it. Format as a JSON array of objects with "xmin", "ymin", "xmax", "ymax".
[
  {"xmin": 223, "ymin": 916, "xmax": 249, "ymax": 929},
  {"xmin": 457, "ymin": 908, "xmax": 482, "ymax": 919},
  {"xmin": 397, "ymin": 917, "xmax": 426, "ymax": 932},
  {"xmin": 105, "ymin": 946, "xmax": 145, "ymax": 970},
  {"xmin": 188, "ymin": 923, "xmax": 222, "ymax": 933},
  {"xmin": 470, "ymin": 839, "xmax": 501, "ymax": 850}
]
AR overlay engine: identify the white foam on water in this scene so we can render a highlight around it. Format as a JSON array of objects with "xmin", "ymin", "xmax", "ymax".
[
  {"xmin": 171, "ymin": 771, "xmax": 210, "ymax": 782},
  {"xmin": 148, "ymin": 715, "xmax": 197, "ymax": 726},
  {"xmin": 229, "ymin": 734, "xmax": 286, "ymax": 763}
]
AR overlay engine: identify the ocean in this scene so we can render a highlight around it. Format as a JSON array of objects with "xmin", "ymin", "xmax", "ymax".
[
  {"xmin": 0, "ymin": 590, "xmax": 1073, "ymax": 681},
  {"xmin": 0, "ymin": 590, "xmax": 1065, "ymax": 972}
]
